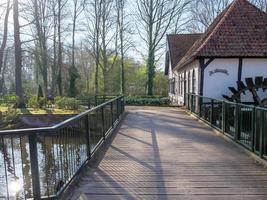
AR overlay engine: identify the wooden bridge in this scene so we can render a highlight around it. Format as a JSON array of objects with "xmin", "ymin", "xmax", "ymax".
[{"xmin": 64, "ymin": 106, "xmax": 267, "ymax": 200}]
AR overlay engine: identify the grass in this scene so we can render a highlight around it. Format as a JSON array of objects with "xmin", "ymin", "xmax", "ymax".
[{"xmin": 0, "ymin": 106, "xmax": 85, "ymax": 115}]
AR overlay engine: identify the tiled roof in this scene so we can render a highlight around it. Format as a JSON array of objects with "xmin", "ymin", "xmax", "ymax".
[
  {"xmin": 175, "ymin": 0, "xmax": 267, "ymax": 70},
  {"xmin": 165, "ymin": 34, "xmax": 201, "ymax": 75}
]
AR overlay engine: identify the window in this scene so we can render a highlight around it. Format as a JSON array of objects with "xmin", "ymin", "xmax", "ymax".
[
  {"xmin": 169, "ymin": 78, "xmax": 175, "ymax": 94},
  {"xmin": 192, "ymin": 70, "xmax": 196, "ymax": 94}
]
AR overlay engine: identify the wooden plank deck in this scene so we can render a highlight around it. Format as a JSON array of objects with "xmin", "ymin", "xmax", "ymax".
[{"xmin": 66, "ymin": 106, "xmax": 267, "ymax": 200}]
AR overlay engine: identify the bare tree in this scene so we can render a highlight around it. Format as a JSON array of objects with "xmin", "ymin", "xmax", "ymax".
[
  {"xmin": 250, "ymin": 0, "xmax": 267, "ymax": 12},
  {"xmin": 32, "ymin": 0, "xmax": 52, "ymax": 97},
  {"xmin": 0, "ymin": 0, "xmax": 11, "ymax": 94},
  {"xmin": 115, "ymin": 0, "xmax": 133, "ymax": 95},
  {"xmin": 85, "ymin": 0, "xmax": 103, "ymax": 97},
  {"xmin": 99, "ymin": 0, "xmax": 118, "ymax": 94},
  {"xmin": 136, "ymin": 0, "xmax": 188, "ymax": 95},
  {"xmin": 69, "ymin": 0, "xmax": 85, "ymax": 97},
  {"xmin": 51, "ymin": 0, "xmax": 58, "ymax": 97},
  {"xmin": 188, "ymin": 0, "xmax": 230, "ymax": 32},
  {"xmin": 13, "ymin": 0, "xmax": 25, "ymax": 107},
  {"xmin": 57, "ymin": 0, "xmax": 68, "ymax": 96}
]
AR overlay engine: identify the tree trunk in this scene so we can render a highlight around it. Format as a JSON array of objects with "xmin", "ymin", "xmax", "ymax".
[
  {"xmin": 57, "ymin": 0, "xmax": 63, "ymax": 96},
  {"xmin": 103, "ymin": 69, "xmax": 108, "ymax": 94},
  {"xmin": 69, "ymin": 0, "xmax": 79, "ymax": 97},
  {"xmin": 147, "ymin": 48, "xmax": 155, "ymax": 96},
  {"xmin": 13, "ymin": 0, "xmax": 25, "ymax": 107},
  {"xmin": 0, "ymin": 0, "xmax": 10, "ymax": 77},
  {"xmin": 147, "ymin": 0, "xmax": 155, "ymax": 96},
  {"xmin": 0, "ymin": 49, "xmax": 8, "ymax": 94},
  {"xmin": 51, "ymin": 6, "xmax": 57, "ymax": 97}
]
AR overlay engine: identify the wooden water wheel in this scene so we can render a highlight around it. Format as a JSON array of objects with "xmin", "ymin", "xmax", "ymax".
[{"xmin": 222, "ymin": 76, "xmax": 267, "ymax": 107}]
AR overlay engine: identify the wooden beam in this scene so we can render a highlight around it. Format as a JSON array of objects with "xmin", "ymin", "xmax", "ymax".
[
  {"xmin": 199, "ymin": 58, "xmax": 214, "ymax": 96},
  {"xmin": 203, "ymin": 58, "xmax": 215, "ymax": 70}
]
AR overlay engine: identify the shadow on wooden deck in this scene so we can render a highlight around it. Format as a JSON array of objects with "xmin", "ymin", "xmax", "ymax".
[{"xmin": 62, "ymin": 106, "xmax": 267, "ymax": 200}]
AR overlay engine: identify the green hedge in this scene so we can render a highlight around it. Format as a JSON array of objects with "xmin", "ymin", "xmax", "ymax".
[
  {"xmin": 125, "ymin": 96, "xmax": 170, "ymax": 106},
  {"xmin": 55, "ymin": 97, "xmax": 80, "ymax": 110},
  {"xmin": 0, "ymin": 94, "xmax": 19, "ymax": 106}
]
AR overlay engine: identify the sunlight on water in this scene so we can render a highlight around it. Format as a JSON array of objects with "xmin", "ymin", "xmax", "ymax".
[{"xmin": 9, "ymin": 180, "xmax": 22, "ymax": 197}]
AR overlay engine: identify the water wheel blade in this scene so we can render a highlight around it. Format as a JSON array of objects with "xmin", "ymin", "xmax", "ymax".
[
  {"xmin": 237, "ymin": 81, "xmax": 246, "ymax": 94},
  {"xmin": 263, "ymin": 78, "xmax": 267, "ymax": 91},
  {"xmin": 228, "ymin": 87, "xmax": 238, "ymax": 95},
  {"xmin": 262, "ymin": 98, "xmax": 267, "ymax": 107},
  {"xmin": 222, "ymin": 95, "xmax": 232, "ymax": 101},
  {"xmin": 245, "ymin": 78, "xmax": 254, "ymax": 90},
  {"xmin": 255, "ymin": 76, "xmax": 263, "ymax": 89}
]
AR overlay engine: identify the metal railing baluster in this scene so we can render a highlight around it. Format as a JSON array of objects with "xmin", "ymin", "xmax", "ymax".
[{"xmin": 29, "ymin": 134, "xmax": 41, "ymax": 199}]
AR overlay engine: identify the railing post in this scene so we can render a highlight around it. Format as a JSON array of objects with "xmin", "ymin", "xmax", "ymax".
[
  {"xmin": 121, "ymin": 96, "xmax": 124, "ymax": 113},
  {"xmin": 29, "ymin": 134, "xmax": 41, "ymax": 199},
  {"xmin": 252, "ymin": 106, "xmax": 255, "ymax": 151},
  {"xmin": 259, "ymin": 109, "xmax": 264, "ymax": 157},
  {"xmin": 234, "ymin": 103, "xmax": 239, "ymax": 141},
  {"xmin": 101, "ymin": 106, "xmax": 105, "ymax": 140},
  {"xmin": 116, "ymin": 98, "xmax": 122, "ymax": 119},
  {"xmin": 222, "ymin": 101, "xmax": 225, "ymax": 134},
  {"xmin": 210, "ymin": 99, "xmax": 214, "ymax": 125},
  {"xmin": 85, "ymin": 114, "xmax": 91, "ymax": 159},
  {"xmin": 190, "ymin": 95, "xmax": 193, "ymax": 113},
  {"xmin": 111, "ymin": 102, "xmax": 114, "ymax": 128},
  {"xmin": 198, "ymin": 96, "xmax": 202, "ymax": 118}
]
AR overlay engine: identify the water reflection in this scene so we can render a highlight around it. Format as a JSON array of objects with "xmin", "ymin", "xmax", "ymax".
[{"xmin": 0, "ymin": 108, "xmax": 114, "ymax": 199}]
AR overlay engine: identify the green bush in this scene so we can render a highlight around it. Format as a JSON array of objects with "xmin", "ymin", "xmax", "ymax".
[
  {"xmin": 28, "ymin": 96, "xmax": 46, "ymax": 109},
  {"xmin": 0, "ymin": 94, "xmax": 19, "ymax": 106},
  {"xmin": 125, "ymin": 96, "xmax": 170, "ymax": 106},
  {"xmin": 55, "ymin": 97, "xmax": 80, "ymax": 110},
  {"xmin": 2, "ymin": 107, "xmax": 19, "ymax": 125}
]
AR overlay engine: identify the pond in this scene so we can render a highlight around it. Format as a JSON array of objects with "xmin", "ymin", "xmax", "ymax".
[{"xmin": 0, "ymin": 105, "xmax": 116, "ymax": 199}]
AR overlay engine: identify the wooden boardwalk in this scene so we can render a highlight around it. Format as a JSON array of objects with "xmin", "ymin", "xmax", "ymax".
[{"xmin": 66, "ymin": 107, "xmax": 267, "ymax": 200}]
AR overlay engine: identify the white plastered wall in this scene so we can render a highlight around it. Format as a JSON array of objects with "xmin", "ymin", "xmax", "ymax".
[
  {"xmin": 203, "ymin": 58, "xmax": 239, "ymax": 100},
  {"xmin": 175, "ymin": 60, "xmax": 200, "ymax": 106}
]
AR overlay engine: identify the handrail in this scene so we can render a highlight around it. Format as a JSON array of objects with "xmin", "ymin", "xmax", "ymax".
[
  {"xmin": 187, "ymin": 93, "xmax": 267, "ymax": 110},
  {"xmin": 0, "ymin": 96, "xmax": 125, "ymax": 199},
  {"xmin": 186, "ymin": 93, "xmax": 267, "ymax": 162},
  {"xmin": 0, "ymin": 96, "xmax": 123, "ymax": 135}
]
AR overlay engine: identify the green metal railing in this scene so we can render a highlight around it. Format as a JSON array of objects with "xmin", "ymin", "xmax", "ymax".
[
  {"xmin": 0, "ymin": 96, "xmax": 124, "ymax": 199},
  {"xmin": 186, "ymin": 93, "xmax": 267, "ymax": 158}
]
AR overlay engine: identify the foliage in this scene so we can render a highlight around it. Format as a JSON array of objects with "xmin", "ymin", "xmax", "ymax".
[
  {"xmin": 1, "ymin": 107, "xmax": 19, "ymax": 126},
  {"xmin": 0, "ymin": 94, "xmax": 19, "ymax": 106},
  {"xmin": 28, "ymin": 96, "xmax": 46, "ymax": 109},
  {"xmin": 125, "ymin": 96, "xmax": 170, "ymax": 106},
  {"xmin": 55, "ymin": 97, "xmax": 80, "ymax": 110}
]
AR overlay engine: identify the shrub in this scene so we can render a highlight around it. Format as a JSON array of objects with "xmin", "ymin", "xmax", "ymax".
[
  {"xmin": 28, "ymin": 96, "xmax": 46, "ymax": 109},
  {"xmin": 0, "ymin": 94, "xmax": 19, "ymax": 106},
  {"xmin": 55, "ymin": 97, "xmax": 80, "ymax": 110},
  {"xmin": 125, "ymin": 96, "xmax": 170, "ymax": 106},
  {"xmin": 2, "ymin": 107, "xmax": 19, "ymax": 125}
]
